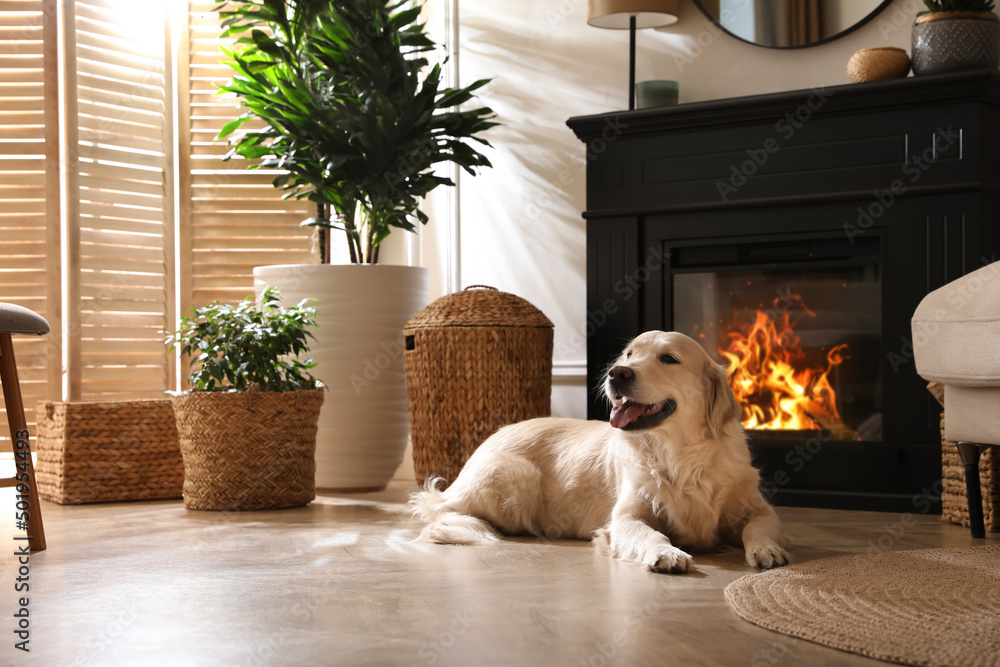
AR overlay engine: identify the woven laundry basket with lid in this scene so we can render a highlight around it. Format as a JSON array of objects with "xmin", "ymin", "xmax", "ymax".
[{"xmin": 403, "ymin": 286, "xmax": 553, "ymax": 487}]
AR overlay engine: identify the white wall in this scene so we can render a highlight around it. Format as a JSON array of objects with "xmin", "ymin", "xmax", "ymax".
[{"xmin": 392, "ymin": 0, "xmax": 939, "ymax": 481}]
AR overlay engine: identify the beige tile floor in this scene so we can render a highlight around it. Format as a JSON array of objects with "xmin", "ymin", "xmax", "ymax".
[{"xmin": 1, "ymin": 483, "xmax": 994, "ymax": 667}]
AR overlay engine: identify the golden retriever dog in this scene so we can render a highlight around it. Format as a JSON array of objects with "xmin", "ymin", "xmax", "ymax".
[{"xmin": 410, "ymin": 331, "xmax": 789, "ymax": 573}]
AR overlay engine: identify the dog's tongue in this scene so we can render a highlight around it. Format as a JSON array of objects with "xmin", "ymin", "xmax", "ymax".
[{"xmin": 610, "ymin": 401, "xmax": 647, "ymax": 429}]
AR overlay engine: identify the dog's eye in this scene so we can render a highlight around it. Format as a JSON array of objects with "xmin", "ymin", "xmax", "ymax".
[
  {"xmin": 660, "ymin": 354, "xmax": 679, "ymax": 365},
  {"xmin": 625, "ymin": 351, "xmax": 632, "ymax": 359}
]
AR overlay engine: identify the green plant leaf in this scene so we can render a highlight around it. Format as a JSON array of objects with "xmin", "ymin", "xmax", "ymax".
[{"xmin": 217, "ymin": 115, "xmax": 251, "ymax": 140}]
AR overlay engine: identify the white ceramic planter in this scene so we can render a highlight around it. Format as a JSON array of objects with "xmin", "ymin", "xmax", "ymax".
[{"xmin": 253, "ymin": 264, "xmax": 429, "ymax": 492}]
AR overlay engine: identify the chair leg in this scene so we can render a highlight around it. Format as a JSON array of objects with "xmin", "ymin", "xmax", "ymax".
[
  {"xmin": 956, "ymin": 442, "xmax": 989, "ymax": 540},
  {"xmin": 0, "ymin": 333, "xmax": 45, "ymax": 551}
]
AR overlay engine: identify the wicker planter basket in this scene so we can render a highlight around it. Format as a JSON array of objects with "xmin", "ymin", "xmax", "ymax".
[
  {"xmin": 35, "ymin": 399, "xmax": 183, "ymax": 504},
  {"xmin": 941, "ymin": 415, "xmax": 999, "ymax": 532},
  {"xmin": 173, "ymin": 387, "xmax": 324, "ymax": 511},
  {"xmin": 403, "ymin": 286, "xmax": 553, "ymax": 487}
]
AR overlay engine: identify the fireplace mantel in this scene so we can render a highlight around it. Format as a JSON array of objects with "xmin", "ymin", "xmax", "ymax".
[
  {"xmin": 568, "ymin": 70, "xmax": 1000, "ymax": 512},
  {"xmin": 569, "ymin": 69, "xmax": 1000, "ymax": 215}
]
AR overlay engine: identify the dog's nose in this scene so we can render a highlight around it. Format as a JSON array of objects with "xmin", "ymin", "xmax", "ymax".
[{"xmin": 608, "ymin": 365, "xmax": 633, "ymax": 381}]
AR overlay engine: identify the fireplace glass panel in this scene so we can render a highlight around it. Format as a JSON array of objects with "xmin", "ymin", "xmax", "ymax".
[{"xmin": 674, "ymin": 266, "xmax": 882, "ymax": 441}]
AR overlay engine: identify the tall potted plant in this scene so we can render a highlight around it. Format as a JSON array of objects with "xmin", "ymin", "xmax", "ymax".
[
  {"xmin": 912, "ymin": 0, "xmax": 999, "ymax": 75},
  {"xmin": 215, "ymin": 0, "xmax": 497, "ymax": 491}
]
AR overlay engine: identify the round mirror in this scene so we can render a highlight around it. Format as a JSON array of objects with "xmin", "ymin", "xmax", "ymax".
[{"xmin": 693, "ymin": 0, "xmax": 893, "ymax": 49}]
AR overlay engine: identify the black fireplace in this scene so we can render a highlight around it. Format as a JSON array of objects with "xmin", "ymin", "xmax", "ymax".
[{"xmin": 568, "ymin": 70, "xmax": 1000, "ymax": 512}]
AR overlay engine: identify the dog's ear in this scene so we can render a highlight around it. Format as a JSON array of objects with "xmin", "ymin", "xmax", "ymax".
[{"xmin": 705, "ymin": 360, "xmax": 740, "ymax": 439}]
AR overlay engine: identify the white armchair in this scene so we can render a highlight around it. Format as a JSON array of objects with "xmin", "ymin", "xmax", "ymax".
[{"xmin": 912, "ymin": 261, "xmax": 1000, "ymax": 538}]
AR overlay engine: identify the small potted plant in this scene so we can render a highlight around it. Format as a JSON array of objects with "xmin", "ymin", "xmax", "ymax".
[
  {"xmin": 214, "ymin": 0, "xmax": 498, "ymax": 492},
  {"xmin": 165, "ymin": 287, "xmax": 325, "ymax": 510},
  {"xmin": 912, "ymin": 0, "xmax": 999, "ymax": 75}
]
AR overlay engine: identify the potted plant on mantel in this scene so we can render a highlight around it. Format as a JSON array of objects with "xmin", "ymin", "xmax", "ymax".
[
  {"xmin": 166, "ymin": 287, "xmax": 325, "ymax": 510},
  {"xmin": 912, "ymin": 0, "xmax": 999, "ymax": 75},
  {"xmin": 215, "ymin": 0, "xmax": 497, "ymax": 492}
]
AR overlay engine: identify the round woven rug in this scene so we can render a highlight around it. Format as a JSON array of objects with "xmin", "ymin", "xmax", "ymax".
[{"xmin": 725, "ymin": 545, "xmax": 1000, "ymax": 667}]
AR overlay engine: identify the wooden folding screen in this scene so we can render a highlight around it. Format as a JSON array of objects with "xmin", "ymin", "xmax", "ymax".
[{"xmin": 0, "ymin": 0, "xmax": 314, "ymax": 439}]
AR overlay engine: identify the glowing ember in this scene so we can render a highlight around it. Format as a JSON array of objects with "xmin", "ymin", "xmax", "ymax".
[{"xmin": 719, "ymin": 299, "xmax": 849, "ymax": 432}]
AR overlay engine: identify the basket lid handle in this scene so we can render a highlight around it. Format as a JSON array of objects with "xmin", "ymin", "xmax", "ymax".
[{"xmin": 463, "ymin": 285, "xmax": 497, "ymax": 291}]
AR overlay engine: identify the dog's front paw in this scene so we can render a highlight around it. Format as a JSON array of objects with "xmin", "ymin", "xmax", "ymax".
[
  {"xmin": 647, "ymin": 545, "xmax": 693, "ymax": 574},
  {"xmin": 745, "ymin": 541, "xmax": 789, "ymax": 569}
]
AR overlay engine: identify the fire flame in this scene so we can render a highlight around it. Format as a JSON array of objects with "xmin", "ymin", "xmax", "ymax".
[{"xmin": 719, "ymin": 302, "xmax": 848, "ymax": 432}]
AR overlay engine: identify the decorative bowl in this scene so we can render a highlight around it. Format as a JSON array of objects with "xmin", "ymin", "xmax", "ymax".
[{"xmin": 847, "ymin": 47, "xmax": 911, "ymax": 83}]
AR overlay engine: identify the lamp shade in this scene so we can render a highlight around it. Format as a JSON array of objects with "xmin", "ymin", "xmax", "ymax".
[{"xmin": 587, "ymin": 0, "xmax": 679, "ymax": 29}]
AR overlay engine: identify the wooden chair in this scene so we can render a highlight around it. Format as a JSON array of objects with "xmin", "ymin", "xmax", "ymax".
[{"xmin": 0, "ymin": 303, "xmax": 50, "ymax": 551}]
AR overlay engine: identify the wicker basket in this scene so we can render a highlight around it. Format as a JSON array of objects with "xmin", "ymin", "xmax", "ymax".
[
  {"xmin": 403, "ymin": 286, "xmax": 553, "ymax": 487},
  {"xmin": 172, "ymin": 387, "xmax": 324, "ymax": 511},
  {"xmin": 35, "ymin": 399, "xmax": 183, "ymax": 504},
  {"xmin": 847, "ymin": 47, "xmax": 911, "ymax": 83},
  {"xmin": 941, "ymin": 415, "xmax": 999, "ymax": 532}
]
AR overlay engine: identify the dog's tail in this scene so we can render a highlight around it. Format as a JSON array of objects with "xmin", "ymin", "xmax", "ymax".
[{"xmin": 409, "ymin": 477, "xmax": 500, "ymax": 546}]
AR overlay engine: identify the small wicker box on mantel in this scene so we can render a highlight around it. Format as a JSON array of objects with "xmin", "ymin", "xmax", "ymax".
[
  {"xmin": 35, "ymin": 399, "xmax": 184, "ymax": 504},
  {"xmin": 403, "ymin": 285, "xmax": 554, "ymax": 487}
]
